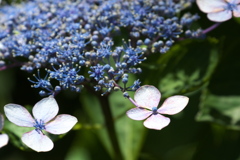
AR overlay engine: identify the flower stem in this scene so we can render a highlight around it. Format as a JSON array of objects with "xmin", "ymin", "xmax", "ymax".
[
  {"xmin": 127, "ymin": 96, "xmax": 139, "ymax": 107},
  {"xmin": 202, "ymin": 22, "xmax": 221, "ymax": 34},
  {"xmin": 0, "ymin": 62, "xmax": 23, "ymax": 71},
  {"xmin": 97, "ymin": 94, "xmax": 124, "ymax": 160},
  {"xmin": 113, "ymin": 82, "xmax": 139, "ymax": 107}
]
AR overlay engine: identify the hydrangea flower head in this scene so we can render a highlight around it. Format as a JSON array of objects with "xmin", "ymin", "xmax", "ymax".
[
  {"xmin": 197, "ymin": 0, "xmax": 240, "ymax": 22},
  {"xmin": 126, "ymin": 85, "xmax": 189, "ymax": 130},
  {"xmin": 0, "ymin": 114, "xmax": 8, "ymax": 148},
  {"xmin": 4, "ymin": 96, "xmax": 78, "ymax": 152}
]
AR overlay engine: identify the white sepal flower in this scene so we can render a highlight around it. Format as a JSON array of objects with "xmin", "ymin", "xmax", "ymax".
[
  {"xmin": 127, "ymin": 85, "xmax": 189, "ymax": 130},
  {"xmin": 4, "ymin": 96, "xmax": 78, "ymax": 152},
  {"xmin": 197, "ymin": 0, "xmax": 240, "ymax": 22},
  {"xmin": 0, "ymin": 114, "xmax": 8, "ymax": 148},
  {"xmin": 0, "ymin": 134, "xmax": 9, "ymax": 148}
]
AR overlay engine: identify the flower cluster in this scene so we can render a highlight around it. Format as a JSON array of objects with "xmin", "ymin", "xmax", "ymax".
[{"xmin": 0, "ymin": 0, "xmax": 200, "ymax": 95}]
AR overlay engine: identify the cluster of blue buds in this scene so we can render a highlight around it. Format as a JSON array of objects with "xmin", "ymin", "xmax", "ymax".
[{"xmin": 0, "ymin": 0, "xmax": 200, "ymax": 96}]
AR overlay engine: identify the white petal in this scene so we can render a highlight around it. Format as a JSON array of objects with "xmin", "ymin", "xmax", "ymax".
[
  {"xmin": 207, "ymin": 10, "xmax": 232, "ymax": 22},
  {"xmin": 233, "ymin": 5, "xmax": 240, "ymax": 17},
  {"xmin": 126, "ymin": 107, "xmax": 152, "ymax": 120},
  {"xmin": 0, "ymin": 114, "xmax": 4, "ymax": 131},
  {"xmin": 33, "ymin": 96, "xmax": 59, "ymax": 123},
  {"xmin": 0, "ymin": 134, "xmax": 9, "ymax": 148},
  {"xmin": 226, "ymin": 0, "xmax": 240, "ymax": 3},
  {"xmin": 21, "ymin": 130, "xmax": 53, "ymax": 152},
  {"xmin": 157, "ymin": 96, "xmax": 189, "ymax": 115},
  {"xmin": 143, "ymin": 114, "xmax": 170, "ymax": 130},
  {"xmin": 4, "ymin": 104, "xmax": 35, "ymax": 127},
  {"xmin": 45, "ymin": 114, "xmax": 78, "ymax": 135},
  {"xmin": 196, "ymin": 0, "xmax": 226, "ymax": 13},
  {"xmin": 134, "ymin": 85, "xmax": 161, "ymax": 109}
]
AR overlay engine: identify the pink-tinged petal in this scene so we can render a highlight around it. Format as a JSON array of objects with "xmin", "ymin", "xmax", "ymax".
[
  {"xmin": 4, "ymin": 104, "xmax": 35, "ymax": 127},
  {"xmin": 157, "ymin": 96, "xmax": 189, "ymax": 115},
  {"xmin": 45, "ymin": 114, "xmax": 78, "ymax": 135},
  {"xmin": 226, "ymin": 0, "xmax": 240, "ymax": 3},
  {"xmin": 143, "ymin": 114, "xmax": 170, "ymax": 130},
  {"xmin": 126, "ymin": 107, "xmax": 152, "ymax": 120},
  {"xmin": 207, "ymin": 10, "xmax": 232, "ymax": 22},
  {"xmin": 196, "ymin": 0, "xmax": 226, "ymax": 13},
  {"xmin": 134, "ymin": 85, "xmax": 161, "ymax": 109},
  {"xmin": 33, "ymin": 96, "xmax": 59, "ymax": 123},
  {"xmin": 21, "ymin": 130, "xmax": 53, "ymax": 152},
  {"xmin": 0, "ymin": 114, "xmax": 3, "ymax": 131},
  {"xmin": 0, "ymin": 134, "xmax": 9, "ymax": 148},
  {"xmin": 233, "ymin": 5, "xmax": 240, "ymax": 17}
]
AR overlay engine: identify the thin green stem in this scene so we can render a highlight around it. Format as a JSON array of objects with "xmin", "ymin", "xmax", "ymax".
[{"xmin": 97, "ymin": 94, "xmax": 124, "ymax": 160}]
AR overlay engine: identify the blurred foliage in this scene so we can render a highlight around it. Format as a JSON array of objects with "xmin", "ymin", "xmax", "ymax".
[
  {"xmin": 81, "ymin": 90, "xmax": 146, "ymax": 160},
  {"xmin": 197, "ymin": 90, "xmax": 240, "ymax": 130},
  {"xmin": 0, "ymin": 0, "xmax": 23, "ymax": 4},
  {"xmin": 140, "ymin": 37, "xmax": 220, "ymax": 97}
]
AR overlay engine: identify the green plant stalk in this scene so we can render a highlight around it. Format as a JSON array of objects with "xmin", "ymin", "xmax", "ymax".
[{"xmin": 97, "ymin": 94, "xmax": 124, "ymax": 160}]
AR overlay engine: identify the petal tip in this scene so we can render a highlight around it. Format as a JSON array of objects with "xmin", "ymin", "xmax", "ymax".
[{"xmin": 22, "ymin": 130, "xmax": 54, "ymax": 152}]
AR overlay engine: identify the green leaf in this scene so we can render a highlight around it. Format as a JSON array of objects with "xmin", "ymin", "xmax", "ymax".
[
  {"xmin": 65, "ymin": 130, "xmax": 97, "ymax": 160},
  {"xmin": 110, "ymin": 91, "xmax": 146, "ymax": 160},
  {"xmin": 196, "ymin": 34, "xmax": 240, "ymax": 130},
  {"xmin": 81, "ymin": 89, "xmax": 146, "ymax": 160},
  {"xmin": 233, "ymin": 17, "xmax": 240, "ymax": 24},
  {"xmin": 80, "ymin": 92, "xmax": 113, "ymax": 157},
  {"xmin": 196, "ymin": 90, "xmax": 240, "ymax": 130},
  {"xmin": 140, "ymin": 38, "xmax": 220, "ymax": 97},
  {"xmin": 65, "ymin": 146, "xmax": 91, "ymax": 160}
]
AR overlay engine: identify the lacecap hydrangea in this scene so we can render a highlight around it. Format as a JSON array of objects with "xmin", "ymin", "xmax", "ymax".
[{"xmin": 0, "ymin": 0, "xmax": 201, "ymax": 95}]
